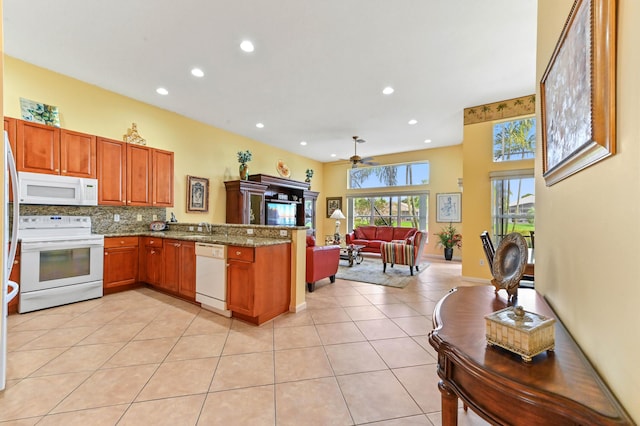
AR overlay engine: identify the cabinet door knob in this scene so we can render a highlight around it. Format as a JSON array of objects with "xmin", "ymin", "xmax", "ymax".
[
  {"xmin": 236, "ymin": 251, "xmax": 241, "ymax": 255},
  {"xmin": 14, "ymin": 260, "xmax": 19, "ymax": 264}
]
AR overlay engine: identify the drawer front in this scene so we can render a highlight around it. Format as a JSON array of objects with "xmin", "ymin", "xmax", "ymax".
[
  {"xmin": 227, "ymin": 245, "xmax": 254, "ymax": 262},
  {"xmin": 142, "ymin": 237, "xmax": 163, "ymax": 248},
  {"xmin": 105, "ymin": 236, "xmax": 139, "ymax": 248}
]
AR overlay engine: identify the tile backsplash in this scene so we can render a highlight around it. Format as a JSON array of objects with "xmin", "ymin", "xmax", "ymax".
[{"xmin": 18, "ymin": 205, "xmax": 165, "ymax": 234}]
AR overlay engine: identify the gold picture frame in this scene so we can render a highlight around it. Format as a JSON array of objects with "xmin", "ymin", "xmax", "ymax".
[
  {"xmin": 540, "ymin": 0, "xmax": 616, "ymax": 186},
  {"xmin": 186, "ymin": 175, "xmax": 209, "ymax": 213}
]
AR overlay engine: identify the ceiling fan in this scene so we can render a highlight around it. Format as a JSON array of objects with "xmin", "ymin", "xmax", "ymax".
[{"xmin": 347, "ymin": 136, "xmax": 378, "ymax": 168}]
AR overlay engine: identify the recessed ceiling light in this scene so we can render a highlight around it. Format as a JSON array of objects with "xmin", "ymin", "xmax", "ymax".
[
  {"xmin": 156, "ymin": 87, "xmax": 169, "ymax": 95},
  {"xmin": 240, "ymin": 40, "xmax": 255, "ymax": 52},
  {"xmin": 300, "ymin": 141, "xmax": 307, "ymax": 146},
  {"xmin": 256, "ymin": 122, "xmax": 264, "ymax": 128},
  {"xmin": 424, "ymin": 139, "xmax": 432, "ymax": 144},
  {"xmin": 408, "ymin": 119, "xmax": 418, "ymax": 125},
  {"xmin": 191, "ymin": 68, "xmax": 204, "ymax": 77},
  {"xmin": 330, "ymin": 154, "xmax": 336, "ymax": 157},
  {"xmin": 382, "ymin": 86, "xmax": 394, "ymax": 95}
]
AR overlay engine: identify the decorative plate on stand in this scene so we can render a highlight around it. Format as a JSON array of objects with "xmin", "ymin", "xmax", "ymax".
[{"xmin": 276, "ymin": 159, "xmax": 291, "ymax": 178}]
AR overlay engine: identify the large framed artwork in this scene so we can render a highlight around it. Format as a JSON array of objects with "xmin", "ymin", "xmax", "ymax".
[
  {"xmin": 186, "ymin": 175, "xmax": 209, "ymax": 213},
  {"xmin": 540, "ymin": 0, "xmax": 617, "ymax": 186},
  {"xmin": 436, "ymin": 193, "xmax": 461, "ymax": 223}
]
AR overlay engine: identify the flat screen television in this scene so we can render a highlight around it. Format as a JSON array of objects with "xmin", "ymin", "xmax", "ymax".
[{"xmin": 266, "ymin": 201, "xmax": 297, "ymax": 226}]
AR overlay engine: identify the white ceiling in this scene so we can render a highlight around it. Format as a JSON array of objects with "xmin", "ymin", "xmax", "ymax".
[{"xmin": 3, "ymin": 0, "xmax": 537, "ymax": 163}]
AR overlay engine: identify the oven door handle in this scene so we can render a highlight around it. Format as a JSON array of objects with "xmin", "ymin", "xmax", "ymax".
[{"xmin": 20, "ymin": 240, "xmax": 104, "ymax": 252}]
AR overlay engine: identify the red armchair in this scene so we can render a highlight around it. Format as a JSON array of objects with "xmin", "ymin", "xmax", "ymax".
[{"xmin": 306, "ymin": 236, "xmax": 340, "ymax": 292}]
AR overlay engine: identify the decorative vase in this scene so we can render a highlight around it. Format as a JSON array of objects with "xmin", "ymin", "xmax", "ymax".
[
  {"xmin": 239, "ymin": 163, "xmax": 248, "ymax": 180},
  {"xmin": 444, "ymin": 247, "xmax": 453, "ymax": 261}
]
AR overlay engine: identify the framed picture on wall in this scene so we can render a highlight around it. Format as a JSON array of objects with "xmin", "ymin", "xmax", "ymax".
[
  {"xmin": 186, "ymin": 175, "xmax": 209, "ymax": 213},
  {"xmin": 326, "ymin": 197, "xmax": 342, "ymax": 218},
  {"xmin": 540, "ymin": 0, "xmax": 616, "ymax": 186},
  {"xmin": 436, "ymin": 193, "xmax": 461, "ymax": 223}
]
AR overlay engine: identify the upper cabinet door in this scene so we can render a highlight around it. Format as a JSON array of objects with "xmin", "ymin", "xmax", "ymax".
[
  {"xmin": 97, "ymin": 137, "xmax": 127, "ymax": 205},
  {"xmin": 152, "ymin": 148, "xmax": 174, "ymax": 207},
  {"xmin": 126, "ymin": 144, "xmax": 152, "ymax": 206},
  {"xmin": 60, "ymin": 129, "xmax": 97, "ymax": 178},
  {"xmin": 16, "ymin": 120, "xmax": 61, "ymax": 175}
]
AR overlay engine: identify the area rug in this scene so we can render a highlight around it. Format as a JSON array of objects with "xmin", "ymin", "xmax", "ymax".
[{"xmin": 335, "ymin": 257, "xmax": 430, "ymax": 288}]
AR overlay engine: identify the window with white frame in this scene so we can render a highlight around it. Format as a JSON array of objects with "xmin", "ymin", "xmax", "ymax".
[
  {"xmin": 490, "ymin": 169, "xmax": 535, "ymax": 247},
  {"xmin": 346, "ymin": 193, "xmax": 428, "ymax": 232},
  {"xmin": 348, "ymin": 162, "xmax": 429, "ymax": 189},
  {"xmin": 493, "ymin": 117, "xmax": 536, "ymax": 162}
]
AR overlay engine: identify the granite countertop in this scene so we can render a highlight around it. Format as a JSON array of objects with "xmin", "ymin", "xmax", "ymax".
[{"xmin": 102, "ymin": 231, "xmax": 290, "ymax": 247}]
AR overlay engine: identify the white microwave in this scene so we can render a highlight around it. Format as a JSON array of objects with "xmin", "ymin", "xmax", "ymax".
[{"xmin": 18, "ymin": 171, "xmax": 98, "ymax": 206}]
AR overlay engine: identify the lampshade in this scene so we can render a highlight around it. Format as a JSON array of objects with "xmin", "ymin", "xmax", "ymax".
[{"xmin": 330, "ymin": 209, "xmax": 346, "ymax": 220}]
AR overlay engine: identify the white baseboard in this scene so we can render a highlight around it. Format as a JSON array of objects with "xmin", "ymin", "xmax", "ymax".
[{"xmin": 290, "ymin": 302, "xmax": 307, "ymax": 312}]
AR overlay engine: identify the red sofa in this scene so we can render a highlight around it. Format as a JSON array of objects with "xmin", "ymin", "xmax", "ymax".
[
  {"xmin": 306, "ymin": 236, "xmax": 340, "ymax": 292},
  {"xmin": 346, "ymin": 226, "xmax": 417, "ymax": 254}
]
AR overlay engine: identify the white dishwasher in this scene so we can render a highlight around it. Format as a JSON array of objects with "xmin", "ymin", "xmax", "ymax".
[{"xmin": 195, "ymin": 243, "xmax": 230, "ymax": 317}]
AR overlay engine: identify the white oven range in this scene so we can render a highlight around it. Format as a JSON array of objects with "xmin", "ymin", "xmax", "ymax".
[{"xmin": 18, "ymin": 216, "xmax": 104, "ymax": 313}]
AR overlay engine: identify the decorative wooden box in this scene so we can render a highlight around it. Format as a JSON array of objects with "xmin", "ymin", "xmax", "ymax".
[{"xmin": 485, "ymin": 306, "xmax": 556, "ymax": 362}]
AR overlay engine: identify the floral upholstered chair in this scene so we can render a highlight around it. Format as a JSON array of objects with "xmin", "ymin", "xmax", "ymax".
[{"xmin": 380, "ymin": 231, "xmax": 425, "ymax": 276}]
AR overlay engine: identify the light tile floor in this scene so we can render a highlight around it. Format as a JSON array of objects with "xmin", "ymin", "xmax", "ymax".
[{"xmin": 1, "ymin": 257, "xmax": 490, "ymax": 425}]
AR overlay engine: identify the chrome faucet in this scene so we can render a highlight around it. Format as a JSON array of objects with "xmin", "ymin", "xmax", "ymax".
[{"xmin": 198, "ymin": 222, "xmax": 211, "ymax": 233}]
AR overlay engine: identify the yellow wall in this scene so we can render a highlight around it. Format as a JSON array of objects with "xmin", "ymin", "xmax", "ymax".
[
  {"xmin": 322, "ymin": 145, "xmax": 463, "ymax": 258},
  {"xmin": 536, "ymin": 0, "xmax": 639, "ymax": 420},
  {"xmin": 3, "ymin": 57, "xmax": 325, "ymax": 236},
  {"xmin": 461, "ymin": 120, "xmax": 534, "ymax": 279}
]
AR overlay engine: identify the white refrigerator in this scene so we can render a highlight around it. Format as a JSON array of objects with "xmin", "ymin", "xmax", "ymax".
[{"xmin": 1, "ymin": 130, "xmax": 20, "ymax": 390}]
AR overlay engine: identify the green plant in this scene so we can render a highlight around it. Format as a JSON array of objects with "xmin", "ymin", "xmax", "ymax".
[
  {"xmin": 237, "ymin": 150, "xmax": 252, "ymax": 164},
  {"xmin": 305, "ymin": 168, "xmax": 314, "ymax": 179},
  {"xmin": 435, "ymin": 223, "xmax": 462, "ymax": 249}
]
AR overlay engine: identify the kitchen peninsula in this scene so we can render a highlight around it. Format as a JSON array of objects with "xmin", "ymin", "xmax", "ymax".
[{"xmin": 103, "ymin": 222, "xmax": 302, "ymax": 325}]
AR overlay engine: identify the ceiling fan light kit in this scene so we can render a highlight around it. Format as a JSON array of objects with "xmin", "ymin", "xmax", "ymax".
[{"xmin": 348, "ymin": 136, "xmax": 378, "ymax": 168}]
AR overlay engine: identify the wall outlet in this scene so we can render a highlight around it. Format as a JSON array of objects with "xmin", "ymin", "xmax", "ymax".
[
  {"xmin": 189, "ymin": 226, "xmax": 194, "ymax": 231},
  {"xmin": 114, "ymin": 214, "xmax": 120, "ymax": 222},
  {"xmin": 136, "ymin": 214, "xmax": 142, "ymax": 221},
  {"xmin": 279, "ymin": 230, "xmax": 288, "ymax": 237},
  {"xmin": 152, "ymin": 214, "xmax": 158, "ymax": 220},
  {"xmin": 247, "ymin": 228, "xmax": 254, "ymax": 235},
  {"xmin": 197, "ymin": 226, "xmax": 203, "ymax": 232},
  {"xmin": 480, "ymin": 259, "xmax": 485, "ymax": 266}
]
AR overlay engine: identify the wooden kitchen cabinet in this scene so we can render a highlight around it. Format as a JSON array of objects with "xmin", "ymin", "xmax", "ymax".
[
  {"xmin": 97, "ymin": 139, "xmax": 174, "ymax": 206},
  {"xmin": 103, "ymin": 237, "xmax": 139, "ymax": 290},
  {"xmin": 226, "ymin": 243, "xmax": 291, "ymax": 325},
  {"xmin": 97, "ymin": 137, "xmax": 127, "ymax": 205},
  {"xmin": 152, "ymin": 148, "xmax": 174, "ymax": 207},
  {"xmin": 140, "ymin": 237, "xmax": 164, "ymax": 286},
  {"xmin": 15, "ymin": 119, "xmax": 96, "ymax": 177},
  {"xmin": 60, "ymin": 128, "xmax": 97, "ymax": 178},
  {"xmin": 127, "ymin": 144, "xmax": 152, "ymax": 206},
  {"xmin": 163, "ymin": 239, "xmax": 196, "ymax": 299}
]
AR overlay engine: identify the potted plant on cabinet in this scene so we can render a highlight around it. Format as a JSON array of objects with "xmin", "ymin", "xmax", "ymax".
[
  {"xmin": 435, "ymin": 223, "xmax": 462, "ymax": 261},
  {"xmin": 237, "ymin": 150, "xmax": 252, "ymax": 180}
]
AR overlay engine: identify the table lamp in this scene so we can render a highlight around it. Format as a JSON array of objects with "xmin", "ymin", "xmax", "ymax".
[{"xmin": 330, "ymin": 208, "xmax": 346, "ymax": 243}]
